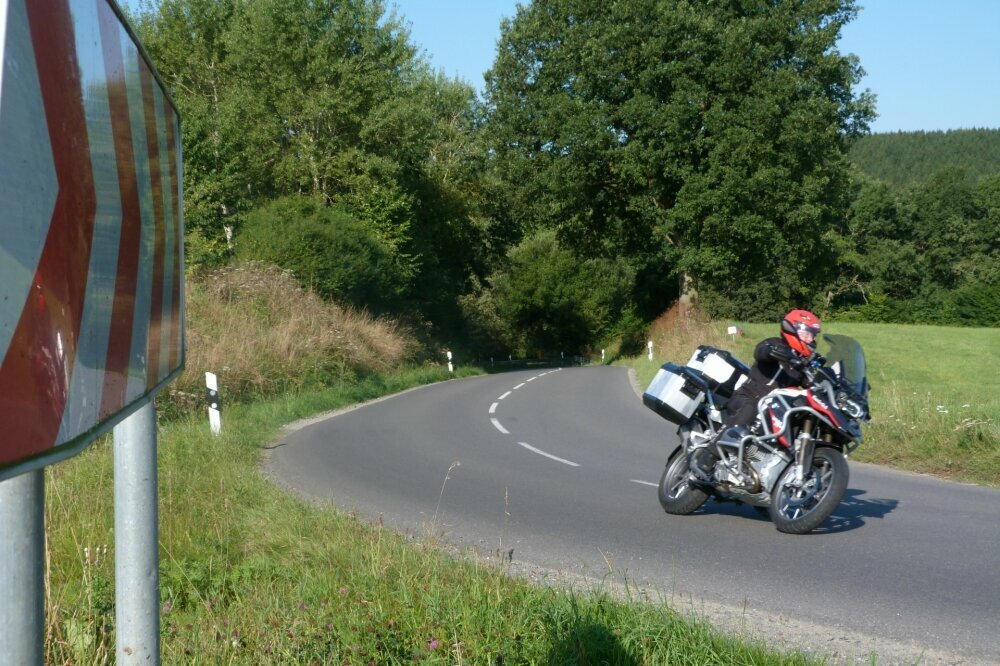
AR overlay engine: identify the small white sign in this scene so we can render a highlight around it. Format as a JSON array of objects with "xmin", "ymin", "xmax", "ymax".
[{"xmin": 727, "ymin": 326, "xmax": 738, "ymax": 335}]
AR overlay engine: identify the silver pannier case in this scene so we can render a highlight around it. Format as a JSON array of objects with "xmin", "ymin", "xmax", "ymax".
[
  {"xmin": 686, "ymin": 345, "xmax": 750, "ymax": 397},
  {"xmin": 642, "ymin": 362, "xmax": 708, "ymax": 424}
]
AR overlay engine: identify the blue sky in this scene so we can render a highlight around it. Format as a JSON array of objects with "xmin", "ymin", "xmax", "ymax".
[{"xmin": 391, "ymin": 0, "xmax": 1000, "ymax": 134}]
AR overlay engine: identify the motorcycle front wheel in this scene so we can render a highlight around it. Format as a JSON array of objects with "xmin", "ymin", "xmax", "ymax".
[
  {"xmin": 769, "ymin": 447, "xmax": 849, "ymax": 534},
  {"xmin": 659, "ymin": 449, "xmax": 709, "ymax": 515}
]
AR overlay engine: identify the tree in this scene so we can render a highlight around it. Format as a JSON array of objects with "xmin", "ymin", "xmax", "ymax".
[
  {"xmin": 836, "ymin": 177, "xmax": 922, "ymax": 301},
  {"xmin": 484, "ymin": 0, "xmax": 875, "ymax": 319},
  {"xmin": 130, "ymin": 0, "xmax": 241, "ymax": 240},
  {"xmin": 133, "ymin": 0, "xmax": 489, "ymax": 328},
  {"xmin": 236, "ymin": 195, "xmax": 406, "ymax": 312},
  {"xmin": 461, "ymin": 230, "xmax": 635, "ymax": 355},
  {"xmin": 904, "ymin": 167, "xmax": 979, "ymax": 290}
]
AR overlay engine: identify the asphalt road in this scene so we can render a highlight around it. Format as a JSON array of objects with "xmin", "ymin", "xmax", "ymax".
[{"xmin": 265, "ymin": 366, "xmax": 1000, "ymax": 664}]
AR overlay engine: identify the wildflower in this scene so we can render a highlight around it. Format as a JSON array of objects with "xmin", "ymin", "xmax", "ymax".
[
  {"xmin": 427, "ymin": 639, "xmax": 441, "ymax": 650},
  {"xmin": 339, "ymin": 587, "xmax": 349, "ymax": 596}
]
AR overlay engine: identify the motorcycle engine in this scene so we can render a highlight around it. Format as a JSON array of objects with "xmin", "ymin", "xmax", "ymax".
[
  {"xmin": 749, "ymin": 447, "xmax": 787, "ymax": 490},
  {"xmin": 746, "ymin": 443, "xmax": 767, "ymax": 464}
]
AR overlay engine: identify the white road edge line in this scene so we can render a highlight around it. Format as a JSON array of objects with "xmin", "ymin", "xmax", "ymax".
[
  {"xmin": 491, "ymin": 418, "xmax": 509, "ymax": 435},
  {"xmin": 513, "ymin": 382, "xmax": 526, "ymax": 390},
  {"xmin": 518, "ymin": 442, "xmax": 579, "ymax": 467},
  {"xmin": 526, "ymin": 376, "xmax": 536, "ymax": 382},
  {"xmin": 489, "ymin": 402, "xmax": 499, "ymax": 414},
  {"xmin": 631, "ymin": 480, "xmax": 658, "ymax": 487},
  {"xmin": 498, "ymin": 391, "xmax": 512, "ymax": 400}
]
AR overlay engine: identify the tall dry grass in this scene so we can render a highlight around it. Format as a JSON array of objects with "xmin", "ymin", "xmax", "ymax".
[
  {"xmin": 644, "ymin": 303, "xmax": 747, "ymax": 362},
  {"xmin": 161, "ymin": 261, "xmax": 421, "ymax": 417}
]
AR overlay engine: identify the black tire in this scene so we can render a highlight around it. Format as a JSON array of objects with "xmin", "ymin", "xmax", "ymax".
[
  {"xmin": 659, "ymin": 449, "xmax": 709, "ymax": 515},
  {"xmin": 769, "ymin": 447, "xmax": 849, "ymax": 534}
]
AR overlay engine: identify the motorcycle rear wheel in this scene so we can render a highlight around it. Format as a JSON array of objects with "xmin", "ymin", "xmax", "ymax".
[
  {"xmin": 659, "ymin": 449, "xmax": 709, "ymax": 515},
  {"xmin": 769, "ymin": 447, "xmax": 848, "ymax": 534}
]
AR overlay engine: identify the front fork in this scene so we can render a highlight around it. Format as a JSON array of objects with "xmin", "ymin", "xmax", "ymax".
[{"xmin": 792, "ymin": 418, "xmax": 816, "ymax": 485}]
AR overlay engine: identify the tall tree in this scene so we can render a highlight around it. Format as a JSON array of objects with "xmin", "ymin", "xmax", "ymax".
[
  {"xmin": 133, "ymin": 0, "xmax": 488, "ymax": 329},
  {"xmin": 130, "ymin": 0, "xmax": 240, "ymax": 238},
  {"xmin": 484, "ymin": 0, "xmax": 875, "ymax": 319}
]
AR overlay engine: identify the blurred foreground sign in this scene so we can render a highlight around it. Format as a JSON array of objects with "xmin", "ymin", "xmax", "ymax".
[{"xmin": 0, "ymin": 0, "xmax": 184, "ymax": 481}]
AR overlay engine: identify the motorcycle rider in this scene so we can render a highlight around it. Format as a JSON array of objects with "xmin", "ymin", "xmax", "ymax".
[{"xmin": 692, "ymin": 309, "xmax": 822, "ymax": 475}]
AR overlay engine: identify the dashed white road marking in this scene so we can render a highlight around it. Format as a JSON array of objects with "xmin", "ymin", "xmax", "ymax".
[
  {"xmin": 518, "ymin": 442, "xmax": 579, "ymax": 467},
  {"xmin": 631, "ymin": 479, "xmax": 658, "ymax": 487},
  {"xmin": 489, "ymin": 368, "xmax": 585, "ymax": 468}
]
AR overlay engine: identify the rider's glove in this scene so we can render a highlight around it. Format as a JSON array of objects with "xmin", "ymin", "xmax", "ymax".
[{"xmin": 788, "ymin": 355, "xmax": 808, "ymax": 370}]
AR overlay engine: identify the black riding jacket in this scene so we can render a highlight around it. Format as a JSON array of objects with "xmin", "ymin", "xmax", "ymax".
[
  {"xmin": 723, "ymin": 337, "xmax": 806, "ymax": 427},
  {"xmin": 745, "ymin": 337, "xmax": 806, "ymax": 391}
]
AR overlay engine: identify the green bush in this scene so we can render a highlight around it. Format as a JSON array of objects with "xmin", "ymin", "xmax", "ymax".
[
  {"xmin": 465, "ymin": 230, "xmax": 635, "ymax": 356},
  {"xmin": 950, "ymin": 281, "xmax": 1000, "ymax": 326},
  {"xmin": 832, "ymin": 281, "xmax": 999, "ymax": 327},
  {"xmin": 237, "ymin": 195, "xmax": 407, "ymax": 313}
]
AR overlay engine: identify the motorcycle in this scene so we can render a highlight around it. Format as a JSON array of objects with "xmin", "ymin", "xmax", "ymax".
[{"xmin": 642, "ymin": 335, "xmax": 871, "ymax": 534}]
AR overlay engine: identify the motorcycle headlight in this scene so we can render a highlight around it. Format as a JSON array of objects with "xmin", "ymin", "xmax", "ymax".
[
  {"xmin": 845, "ymin": 400, "xmax": 865, "ymax": 419},
  {"xmin": 837, "ymin": 392, "xmax": 865, "ymax": 419}
]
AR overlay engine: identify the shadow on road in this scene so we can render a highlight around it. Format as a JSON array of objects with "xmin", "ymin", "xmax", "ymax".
[
  {"xmin": 696, "ymin": 487, "xmax": 899, "ymax": 534},
  {"xmin": 810, "ymin": 488, "xmax": 899, "ymax": 534}
]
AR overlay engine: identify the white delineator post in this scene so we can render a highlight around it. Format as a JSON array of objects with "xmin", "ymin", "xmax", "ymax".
[
  {"xmin": 206, "ymin": 372, "xmax": 221, "ymax": 435},
  {"xmin": 446, "ymin": 350, "xmax": 453, "ymax": 373},
  {"xmin": 647, "ymin": 340, "xmax": 654, "ymax": 361}
]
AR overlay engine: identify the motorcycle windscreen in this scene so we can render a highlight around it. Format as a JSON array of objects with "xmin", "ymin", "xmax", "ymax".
[{"xmin": 821, "ymin": 334, "xmax": 867, "ymax": 396}]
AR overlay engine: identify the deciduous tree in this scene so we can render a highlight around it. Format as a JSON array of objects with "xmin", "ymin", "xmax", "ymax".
[{"xmin": 485, "ymin": 0, "xmax": 875, "ymax": 319}]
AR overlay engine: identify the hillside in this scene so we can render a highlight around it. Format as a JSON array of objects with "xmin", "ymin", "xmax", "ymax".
[{"xmin": 849, "ymin": 128, "xmax": 1000, "ymax": 188}]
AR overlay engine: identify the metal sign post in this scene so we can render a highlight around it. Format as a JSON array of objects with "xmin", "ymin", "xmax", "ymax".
[
  {"xmin": 113, "ymin": 402, "xmax": 160, "ymax": 664},
  {"xmin": 0, "ymin": 470, "xmax": 45, "ymax": 666}
]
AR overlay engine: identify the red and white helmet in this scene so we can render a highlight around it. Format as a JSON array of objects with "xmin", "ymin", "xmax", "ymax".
[{"xmin": 780, "ymin": 309, "xmax": 821, "ymax": 356}]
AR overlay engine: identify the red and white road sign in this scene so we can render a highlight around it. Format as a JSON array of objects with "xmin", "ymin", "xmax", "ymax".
[{"xmin": 0, "ymin": 0, "xmax": 184, "ymax": 480}]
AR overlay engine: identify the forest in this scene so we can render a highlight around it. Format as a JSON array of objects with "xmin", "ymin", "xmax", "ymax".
[
  {"xmin": 129, "ymin": 0, "xmax": 1000, "ymax": 359},
  {"xmin": 850, "ymin": 128, "xmax": 1000, "ymax": 189}
]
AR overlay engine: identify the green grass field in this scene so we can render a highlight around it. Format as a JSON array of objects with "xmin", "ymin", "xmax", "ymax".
[{"xmin": 627, "ymin": 321, "xmax": 1000, "ymax": 485}]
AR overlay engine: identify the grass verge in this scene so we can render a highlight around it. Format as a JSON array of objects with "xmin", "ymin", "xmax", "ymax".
[{"xmin": 44, "ymin": 365, "xmax": 826, "ymax": 665}]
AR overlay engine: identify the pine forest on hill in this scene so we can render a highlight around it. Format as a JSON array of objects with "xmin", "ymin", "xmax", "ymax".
[
  {"xmin": 849, "ymin": 128, "xmax": 1000, "ymax": 189},
  {"xmin": 128, "ymin": 0, "xmax": 999, "ymax": 365}
]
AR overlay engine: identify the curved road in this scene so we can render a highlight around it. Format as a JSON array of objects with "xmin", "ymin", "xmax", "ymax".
[{"xmin": 265, "ymin": 366, "xmax": 999, "ymax": 664}]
